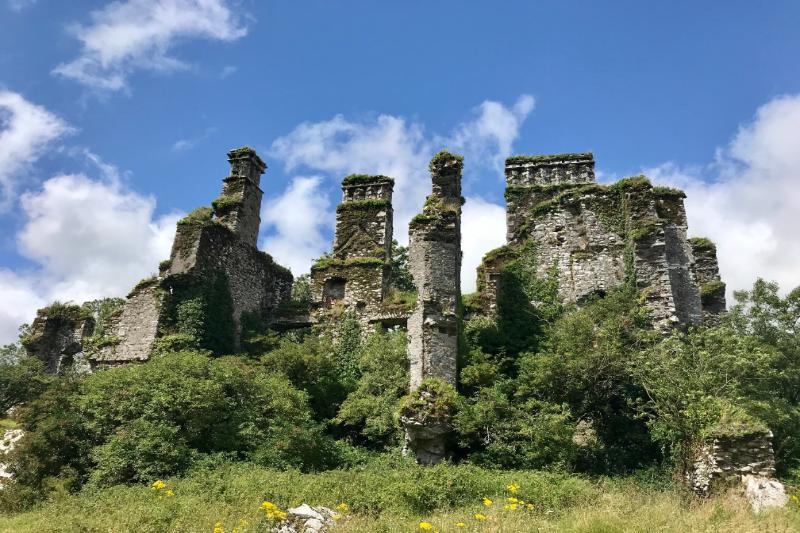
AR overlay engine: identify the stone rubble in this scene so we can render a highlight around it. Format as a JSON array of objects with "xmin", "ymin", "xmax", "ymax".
[{"xmin": 275, "ymin": 504, "xmax": 336, "ymax": 533}]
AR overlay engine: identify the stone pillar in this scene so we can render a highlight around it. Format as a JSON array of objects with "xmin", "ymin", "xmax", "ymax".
[
  {"xmin": 689, "ymin": 237, "xmax": 726, "ymax": 316},
  {"xmin": 213, "ymin": 146, "xmax": 266, "ymax": 247},
  {"xmin": 407, "ymin": 151, "xmax": 462, "ymax": 390},
  {"xmin": 402, "ymin": 151, "xmax": 462, "ymax": 465}
]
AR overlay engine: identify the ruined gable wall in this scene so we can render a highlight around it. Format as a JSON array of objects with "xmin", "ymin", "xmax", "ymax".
[
  {"xmin": 22, "ymin": 307, "xmax": 94, "ymax": 373},
  {"xmin": 92, "ymin": 280, "xmax": 161, "ymax": 367}
]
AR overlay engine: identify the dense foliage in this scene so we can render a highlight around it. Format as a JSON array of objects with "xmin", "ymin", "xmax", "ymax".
[{"xmin": 3, "ymin": 277, "xmax": 800, "ymax": 513}]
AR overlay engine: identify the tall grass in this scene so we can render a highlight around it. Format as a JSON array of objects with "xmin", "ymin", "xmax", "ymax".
[{"xmin": 1, "ymin": 458, "xmax": 798, "ymax": 532}]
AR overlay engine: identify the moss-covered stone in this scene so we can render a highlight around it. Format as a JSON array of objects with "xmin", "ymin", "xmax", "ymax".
[
  {"xmin": 506, "ymin": 152, "xmax": 592, "ymax": 165},
  {"xmin": 341, "ymin": 174, "xmax": 394, "ymax": 186}
]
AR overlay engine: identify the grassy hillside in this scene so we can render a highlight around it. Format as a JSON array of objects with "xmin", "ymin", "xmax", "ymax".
[{"xmin": 1, "ymin": 459, "xmax": 799, "ymax": 533}]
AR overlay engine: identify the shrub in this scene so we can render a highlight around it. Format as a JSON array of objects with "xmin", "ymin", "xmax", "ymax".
[
  {"xmin": 454, "ymin": 382, "xmax": 577, "ymax": 469},
  {"xmin": 0, "ymin": 357, "xmax": 53, "ymax": 413},
  {"xmin": 336, "ymin": 330, "xmax": 408, "ymax": 449},
  {"xmin": 3, "ymin": 351, "xmax": 336, "ymax": 504}
]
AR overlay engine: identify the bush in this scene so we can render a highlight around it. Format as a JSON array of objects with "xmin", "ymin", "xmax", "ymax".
[
  {"xmin": 4, "ymin": 351, "xmax": 338, "ymax": 503},
  {"xmin": 0, "ymin": 357, "xmax": 53, "ymax": 413},
  {"xmin": 336, "ymin": 330, "xmax": 408, "ymax": 449},
  {"xmin": 454, "ymin": 382, "xmax": 577, "ymax": 469}
]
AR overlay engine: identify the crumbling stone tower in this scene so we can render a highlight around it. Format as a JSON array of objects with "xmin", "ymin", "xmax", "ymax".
[
  {"xmin": 402, "ymin": 151, "xmax": 462, "ymax": 465},
  {"xmin": 26, "ymin": 147, "xmax": 294, "ymax": 371},
  {"xmin": 309, "ymin": 175, "xmax": 395, "ymax": 329},
  {"xmin": 407, "ymin": 152, "xmax": 463, "ymax": 390},
  {"xmin": 212, "ymin": 146, "xmax": 266, "ymax": 246},
  {"xmin": 478, "ymin": 152, "xmax": 724, "ymax": 328}
]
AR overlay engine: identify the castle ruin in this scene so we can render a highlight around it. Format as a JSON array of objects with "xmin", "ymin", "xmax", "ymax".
[
  {"xmin": 309, "ymin": 175, "xmax": 400, "ymax": 331},
  {"xmin": 477, "ymin": 152, "xmax": 725, "ymax": 329},
  {"xmin": 24, "ymin": 147, "xmax": 293, "ymax": 371}
]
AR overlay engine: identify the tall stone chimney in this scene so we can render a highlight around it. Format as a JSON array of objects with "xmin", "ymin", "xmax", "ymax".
[
  {"xmin": 407, "ymin": 151, "xmax": 462, "ymax": 389},
  {"xmin": 212, "ymin": 146, "xmax": 266, "ymax": 247}
]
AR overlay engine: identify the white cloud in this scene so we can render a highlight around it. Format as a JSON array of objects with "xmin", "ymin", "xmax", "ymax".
[
  {"xmin": 461, "ymin": 196, "xmax": 507, "ymax": 293},
  {"xmin": 0, "ymin": 90, "xmax": 72, "ymax": 207},
  {"xmin": 646, "ymin": 94, "xmax": 800, "ymax": 298},
  {"xmin": 17, "ymin": 172, "xmax": 180, "ymax": 301},
  {"xmin": 0, "ymin": 156, "xmax": 180, "ymax": 344},
  {"xmin": 267, "ymin": 95, "xmax": 534, "ymax": 285},
  {"xmin": 448, "ymin": 95, "xmax": 535, "ymax": 173},
  {"xmin": 53, "ymin": 0, "xmax": 247, "ymax": 91},
  {"xmin": 260, "ymin": 176, "xmax": 334, "ymax": 276},
  {"xmin": 0, "ymin": 270, "xmax": 45, "ymax": 345}
]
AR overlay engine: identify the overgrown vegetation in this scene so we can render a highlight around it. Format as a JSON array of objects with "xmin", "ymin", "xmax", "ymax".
[{"xmin": 4, "ymin": 275, "xmax": 800, "ymax": 529}]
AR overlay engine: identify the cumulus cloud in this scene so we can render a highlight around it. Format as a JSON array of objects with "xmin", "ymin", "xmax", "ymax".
[
  {"xmin": 448, "ymin": 94, "xmax": 535, "ymax": 174},
  {"xmin": 0, "ymin": 156, "xmax": 180, "ymax": 344},
  {"xmin": 53, "ymin": 0, "xmax": 247, "ymax": 91},
  {"xmin": 0, "ymin": 90, "xmax": 72, "ymax": 206},
  {"xmin": 260, "ymin": 176, "xmax": 334, "ymax": 276},
  {"xmin": 646, "ymin": 94, "xmax": 800, "ymax": 298},
  {"xmin": 266, "ymin": 95, "xmax": 533, "ymax": 286}
]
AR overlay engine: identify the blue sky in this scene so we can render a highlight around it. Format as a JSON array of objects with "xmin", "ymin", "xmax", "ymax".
[{"xmin": 1, "ymin": 0, "xmax": 799, "ymax": 342}]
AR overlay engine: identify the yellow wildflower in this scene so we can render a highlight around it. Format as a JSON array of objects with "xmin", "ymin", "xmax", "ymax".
[
  {"xmin": 526, "ymin": 503, "xmax": 535, "ymax": 510},
  {"xmin": 507, "ymin": 483, "xmax": 520, "ymax": 494},
  {"xmin": 213, "ymin": 522, "xmax": 224, "ymax": 533},
  {"xmin": 474, "ymin": 513, "xmax": 487, "ymax": 521},
  {"xmin": 165, "ymin": 489, "xmax": 174, "ymax": 498},
  {"xmin": 336, "ymin": 502, "xmax": 349, "ymax": 512},
  {"xmin": 261, "ymin": 501, "xmax": 277, "ymax": 511},
  {"xmin": 151, "ymin": 480, "xmax": 166, "ymax": 490},
  {"xmin": 507, "ymin": 497, "xmax": 519, "ymax": 504},
  {"xmin": 419, "ymin": 523, "xmax": 433, "ymax": 530},
  {"xmin": 455, "ymin": 523, "xmax": 466, "ymax": 528},
  {"xmin": 482, "ymin": 497, "xmax": 493, "ymax": 506},
  {"xmin": 503, "ymin": 503, "xmax": 518, "ymax": 511}
]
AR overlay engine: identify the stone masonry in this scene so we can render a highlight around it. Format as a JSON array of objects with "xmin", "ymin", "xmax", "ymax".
[
  {"xmin": 21, "ymin": 305, "xmax": 94, "ymax": 374},
  {"xmin": 687, "ymin": 426, "xmax": 786, "ymax": 511},
  {"xmin": 478, "ymin": 152, "xmax": 725, "ymax": 328},
  {"xmin": 402, "ymin": 151, "xmax": 462, "ymax": 465},
  {"xmin": 309, "ymin": 175, "xmax": 400, "ymax": 331},
  {"xmin": 407, "ymin": 152, "xmax": 462, "ymax": 390},
  {"xmin": 25, "ymin": 147, "xmax": 293, "ymax": 371},
  {"xmin": 689, "ymin": 237, "xmax": 727, "ymax": 317}
]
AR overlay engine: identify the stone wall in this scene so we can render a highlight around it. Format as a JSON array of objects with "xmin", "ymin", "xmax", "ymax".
[
  {"xmin": 688, "ymin": 429, "xmax": 778, "ymax": 496},
  {"xmin": 21, "ymin": 305, "xmax": 94, "ymax": 374},
  {"xmin": 479, "ymin": 154, "xmax": 710, "ymax": 329},
  {"xmin": 403, "ymin": 151, "xmax": 463, "ymax": 465},
  {"xmin": 91, "ymin": 147, "xmax": 292, "ymax": 366},
  {"xmin": 310, "ymin": 175, "xmax": 404, "ymax": 331},
  {"xmin": 690, "ymin": 238, "xmax": 727, "ymax": 316}
]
